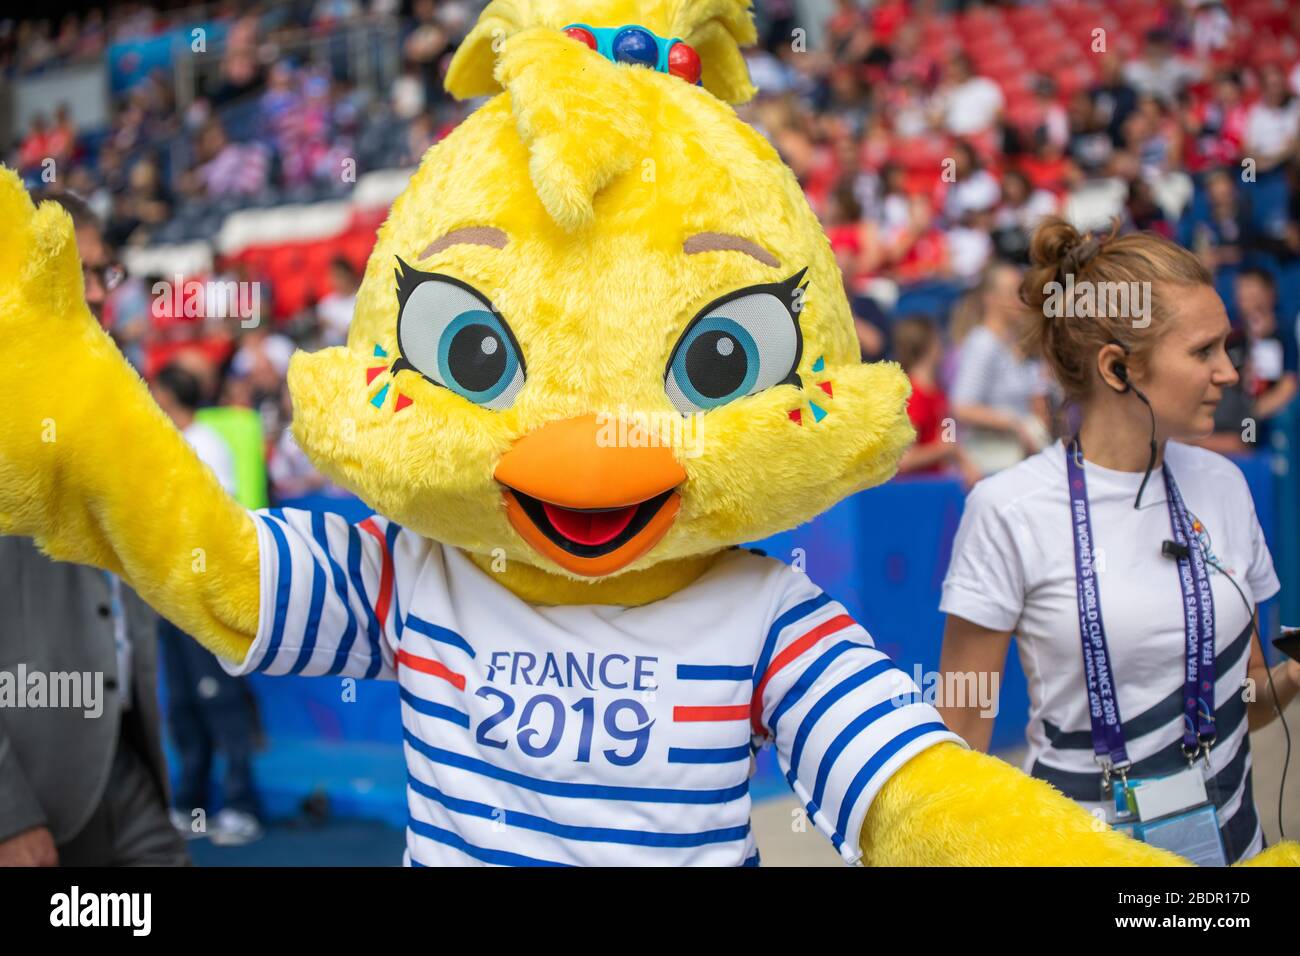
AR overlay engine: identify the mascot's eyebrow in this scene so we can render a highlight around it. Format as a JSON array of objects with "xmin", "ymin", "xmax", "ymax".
[
  {"xmin": 418, "ymin": 226, "xmax": 508, "ymax": 260},
  {"xmin": 683, "ymin": 232, "xmax": 780, "ymax": 269}
]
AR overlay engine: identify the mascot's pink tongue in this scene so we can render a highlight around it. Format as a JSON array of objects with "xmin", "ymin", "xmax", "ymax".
[{"xmin": 541, "ymin": 502, "xmax": 638, "ymax": 546}]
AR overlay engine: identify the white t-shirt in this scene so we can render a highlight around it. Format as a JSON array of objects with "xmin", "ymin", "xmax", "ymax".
[
  {"xmin": 225, "ymin": 509, "xmax": 965, "ymax": 866},
  {"xmin": 940, "ymin": 440, "xmax": 1279, "ymax": 861},
  {"xmin": 941, "ymin": 77, "xmax": 1004, "ymax": 136},
  {"xmin": 183, "ymin": 421, "xmax": 237, "ymax": 495}
]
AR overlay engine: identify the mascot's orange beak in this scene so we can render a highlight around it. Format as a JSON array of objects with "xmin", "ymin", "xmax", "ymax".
[{"xmin": 494, "ymin": 414, "xmax": 686, "ymax": 576}]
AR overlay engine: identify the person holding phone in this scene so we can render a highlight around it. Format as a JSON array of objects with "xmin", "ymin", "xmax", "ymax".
[{"xmin": 937, "ymin": 218, "xmax": 1300, "ymax": 864}]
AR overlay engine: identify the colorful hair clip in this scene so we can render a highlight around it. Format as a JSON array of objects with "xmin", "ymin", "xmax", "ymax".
[{"xmin": 562, "ymin": 23, "xmax": 702, "ymax": 85}]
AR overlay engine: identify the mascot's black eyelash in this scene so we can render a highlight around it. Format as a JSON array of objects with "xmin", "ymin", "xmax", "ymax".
[
  {"xmin": 673, "ymin": 266, "xmax": 810, "ymax": 389},
  {"xmin": 389, "ymin": 256, "xmax": 507, "ymax": 378}
]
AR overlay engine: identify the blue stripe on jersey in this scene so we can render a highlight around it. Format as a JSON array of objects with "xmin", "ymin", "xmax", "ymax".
[
  {"xmin": 403, "ymin": 729, "xmax": 749, "ymax": 804},
  {"xmin": 345, "ymin": 522, "xmax": 384, "ymax": 679},
  {"xmin": 408, "ymin": 775, "xmax": 750, "ymax": 848},
  {"xmin": 400, "ymin": 687, "xmax": 471, "ymax": 728},
  {"xmin": 310, "ymin": 511, "xmax": 360, "ymax": 676},
  {"xmin": 404, "ymin": 614, "xmax": 476, "ymax": 659},
  {"xmin": 831, "ymin": 720, "xmax": 950, "ymax": 844},
  {"xmin": 668, "ymin": 745, "xmax": 751, "ymax": 764},
  {"xmin": 787, "ymin": 658, "xmax": 896, "ymax": 776},
  {"xmin": 408, "ymin": 818, "xmax": 570, "ymax": 867},
  {"xmin": 811, "ymin": 691, "xmax": 921, "ymax": 808},
  {"xmin": 768, "ymin": 638, "xmax": 873, "ymax": 734},
  {"xmin": 291, "ymin": 516, "xmax": 328, "ymax": 674},
  {"xmin": 257, "ymin": 514, "xmax": 293, "ymax": 672},
  {"xmin": 753, "ymin": 593, "xmax": 833, "ymax": 694},
  {"xmin": 677, "ymin": 664, "xmax": 752, "ymax": 681},
  {"xmin": 743, "ymin": 851, "xmax": 760, "ymax": 866},
  {"xmin": 385, "ymin": 520, "xmax": 404, "ymax": 640}
]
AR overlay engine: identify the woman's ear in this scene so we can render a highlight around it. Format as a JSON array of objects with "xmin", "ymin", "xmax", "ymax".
[{"xmin": 1095, "ymin": 342, "xmax": 1130, "ymax": 394}]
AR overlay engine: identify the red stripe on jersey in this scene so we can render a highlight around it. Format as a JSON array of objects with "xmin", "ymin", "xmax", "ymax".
[
  {"xmin": 674, "ymin": 704, "xmax": 749, "ymax": 722},
  {"xmin": 751, "ymin": 613, "xmax": 855, "ymax": 734},
  {"xmin": 358, "ymin": 517, "xmax": 394, "ymax": 630},
  {"xmin": 396, "ymin": 649, "xmax": 466, "ymax": 690}
]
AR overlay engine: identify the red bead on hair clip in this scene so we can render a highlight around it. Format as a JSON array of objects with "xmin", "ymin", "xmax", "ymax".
[{"xmin": 667, "ymin": 41, "xmax": 701, "ymax": 84}]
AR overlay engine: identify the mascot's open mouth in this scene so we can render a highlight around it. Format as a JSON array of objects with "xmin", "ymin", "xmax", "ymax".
[
  {"xmin": 493, "ymin": 414, "xmax": 687, "ymax": 576},
  {"xmin": 504, "ymin": 488, "xmax": 677, "ymax": 556},
  {"xmin": 501, "ymin": 487, "xmax": 681, "ymax": 575}
]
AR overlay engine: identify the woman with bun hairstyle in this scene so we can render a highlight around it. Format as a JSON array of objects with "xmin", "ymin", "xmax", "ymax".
[{"xmin": 936, "ymin": 217, "xmax": 1300, "ymax": 863}]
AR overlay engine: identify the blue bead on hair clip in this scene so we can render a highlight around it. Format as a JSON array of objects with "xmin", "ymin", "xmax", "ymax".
[{"xmin": 563, "ymin": 23, "xmax": 702, "ymax": 85}]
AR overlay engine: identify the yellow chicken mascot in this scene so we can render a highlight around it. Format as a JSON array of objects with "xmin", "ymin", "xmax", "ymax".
[{"xmin": 0, "ymin": 0, "xmax": 1295, "ymax": 867}]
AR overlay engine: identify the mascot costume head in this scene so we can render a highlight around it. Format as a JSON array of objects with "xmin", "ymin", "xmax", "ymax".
[{"xmin": 287, "ymin": 0, "xmax": 912, "ymax": 604}]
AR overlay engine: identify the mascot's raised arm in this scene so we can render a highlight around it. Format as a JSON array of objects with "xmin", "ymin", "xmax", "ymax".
[{"xmin": 0, "ymin": 0, "xmax": 1294, "ymax": 867}]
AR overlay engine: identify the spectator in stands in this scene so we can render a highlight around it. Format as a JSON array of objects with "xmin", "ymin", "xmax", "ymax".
[
  {"xmin": 192, "ymin": 117, "xmax": 270, "ymax": 198},
  {"xmin": 992, "ymin": 168, "xmax": 1058, "ymax": 263},
  {"xmin": 949, "ymin": 261, "xmax": 1051, "ymax": 475},
  {"xmin": 1235, "ymin": 268, "xmax": 1298, "ymax": 423},
  {"xmin": 1091, "ymin": 54, "xmax": 1139, "ymax": 149},
  {"xmin": 894, "ymin": 316, "xmax": 980, "ymax": 485},
  {"xmin": 932, "ymin": 53, "xmax": 1003, "ymax": 139},
  {"xmin": 1244, "ymin": 63, "xmax": 1300, "ymax": 175},
  {"xmin": 316, "ymin": 256, "xmax": 361, "ymax": 347},
  {"xmin": 944, "ymin": 140, "xmax": 1000, "ymax": 224},
  {"xmin": 17, "ymin": 113, "xmax": 52, "ymax": 174},
  {"xmin": 105, "ymin": 155, "xmax": 173, "ymax": 247},
  {"xmin": 889, "ymin": 193, "xmax": 951, "ymax": 284},
  {"xmin": 1183, "ymin": 70, "xmax": 1248, "ymax": 172},
  {"xmin": 1190, "ymin": 167, "xmax": 1252, "ymax": 270},
  {"xmin": 150, "ymin": 363, "xmax": 264, "ymax": 848},
  {"xmin": 1123, "ymin": 28, "xmax": 1202, "ymax": 106},
  {"xmin": 1066, "ymin": 89, "xmax": 1114, "ymax": 177},
  {"xmin": 826, "ymin": 181, "xmax": 883, "ymax": 298}
]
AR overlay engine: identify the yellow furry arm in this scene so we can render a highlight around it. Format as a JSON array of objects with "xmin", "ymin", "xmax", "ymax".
[
  {"xmin": 859, "ymin": 742, "xmax": 1189, "ymax": 865},
  {"xmin": 0, "ymin": 168, "xmax": 258, "ymax": 661},
  {"xmin": 860, "ymin": 742, "xmax": 1300, "ymax": 865}
]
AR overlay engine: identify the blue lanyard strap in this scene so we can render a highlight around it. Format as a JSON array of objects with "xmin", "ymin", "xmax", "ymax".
[
  {"xmin": 1064, "ymin": 440, "xmax": 1129, "ymax": 772},
  {"xmin": 1063, "ymin": 441, "xmax": 1216, "ymax": 775},
  {"xmin": 1162, "ymin": 466, "xmax": 1218, "ymax": 756}
]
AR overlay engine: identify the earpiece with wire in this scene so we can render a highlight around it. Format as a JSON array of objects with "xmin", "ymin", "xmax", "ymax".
[{"xmin": 1105, "ymin": 341, "xmax": 1159, "ymax": 509}]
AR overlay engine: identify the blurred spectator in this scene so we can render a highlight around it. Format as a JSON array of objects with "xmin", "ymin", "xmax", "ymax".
[
  {"xmin": 1235, "ymin": 268, "xmax": 1298, "ymax": 423},
  {"xmin": 150, "ymin": 362, "xmax": 264, "ymax": 848},
  {"xmin": 1091, "ymin": 54, "xmax": 1139, "ymax": 148},
  {"xmin": 316, "ymin": 256, "xmax": 361, "ymax": 347},
  {"xmin": 948, "ymin": 261, "xmax": 1051, "ymax": 476},
  {"xmin": 889, "ymin": 193, "xmax": 951, "ymax": 283},
  {"xmin": 894, "ymin": 315, "xmax": 980, "ymax": 486},
  {"xmin": 191, "ymin": 118, "xmax": 270, "ymax": 198},
  {"xmin": 1123, "ymin": 28, "xmax": 1202, "ymax": 105},
  {"xmin": 933, "ymin": 53, "xmax": 1004, "ymax": 138},
  {"xmin": 1244, "ymin": 64, "xmax": 1300, "ymax": 174}
]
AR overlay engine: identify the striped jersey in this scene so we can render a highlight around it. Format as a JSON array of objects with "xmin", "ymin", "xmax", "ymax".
[{"xmin": 225, "ymin": 507, "xmax": 966, "ymax": 866}]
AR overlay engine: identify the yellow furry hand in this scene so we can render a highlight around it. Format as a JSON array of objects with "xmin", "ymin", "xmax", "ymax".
[
  {"xmin": 1234, "ymin": 841, "xmax": 1300, "ymax": 866},
  {"xmin": 0, "ymin": 166, "xmax": 259, "ymax": 661},
  {"xmin": 859, "ymin": 742, "xmax": 1194, "ymax": 865}
]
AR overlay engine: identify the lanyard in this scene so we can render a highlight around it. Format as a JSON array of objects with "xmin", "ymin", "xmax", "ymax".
[{"xmin": 1064, "ymin": 440, "xmax": 1216, "ymax": 782}]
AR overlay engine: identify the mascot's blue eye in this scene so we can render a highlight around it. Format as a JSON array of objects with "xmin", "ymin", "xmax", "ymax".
[
  {"xmin": 395, "ymin": 269, "xmax": 525, "ymax": 410},
  {"xmin": 664, "ymin": 273, "xmax": 805, "ymax": 415}
]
